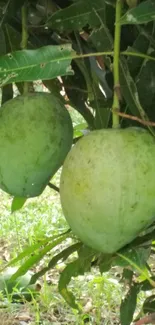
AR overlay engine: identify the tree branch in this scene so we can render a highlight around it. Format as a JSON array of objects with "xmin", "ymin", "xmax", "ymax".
[{"xmin": 113, "ymin": 111, "xmax": 155, "ymax": 127}]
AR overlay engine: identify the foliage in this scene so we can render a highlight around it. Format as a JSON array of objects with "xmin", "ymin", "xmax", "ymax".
[{"xmin": 1, "ymin": 0, "xmax": 155, "ymax": 324}]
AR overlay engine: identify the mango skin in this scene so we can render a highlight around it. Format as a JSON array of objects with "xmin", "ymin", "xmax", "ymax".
[
  {"xmin": 0, "ymin": 92, "xmax": 73, "ymax": 197},
  {"xmin": 60, "ymin": 127, "xmax": 155, "ymax": 254}
]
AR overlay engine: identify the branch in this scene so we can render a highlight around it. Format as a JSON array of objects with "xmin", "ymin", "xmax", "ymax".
[
  {"xmin": 113, "ymin": 111, "xmax": 155, "ymax": 127},
  {"xmin": 21, "ymin": 2, "xmax": 29, "ymax": 95}
]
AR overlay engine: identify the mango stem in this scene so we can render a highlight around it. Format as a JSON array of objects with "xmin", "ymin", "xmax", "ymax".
[
  {"xmin": 112, "ymin": 0, "xmax": 123, "ymax": 129},
  {"xmin": 21, "ymin": 2, "xmax": 29, "ymax": 95}
]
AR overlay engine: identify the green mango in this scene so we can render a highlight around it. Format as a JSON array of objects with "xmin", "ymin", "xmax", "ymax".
[
  {"xmin": 0, "ymin": 267, "xmax": 39, "ymax": 301},
  {"xmin": 0, "ymin": 92, "xmax": 73, "ymax": 197},
  {"xmin": 60, "ymin": 127, "xmax": 155, "ymax": 254}
]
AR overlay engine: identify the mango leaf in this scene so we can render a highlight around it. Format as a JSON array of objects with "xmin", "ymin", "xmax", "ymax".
[
  {"xmin": 87, "ymin": 25, "xmax": 113, "ymax": 128},
  {"xmin": 139, "ymin": 276, "xmax": 155, "ymax": 291},
  {"xmin": 1, "ymin": 84, "xmax": 13, "ymax": 104},
  {"xmin": 30, "ymin": 242, "xmax": 82, "ymax": 285},
  {"xmin": 0, "ymin": 230, "xmax": 71, "ymax": 273},
  {"xmin": 63, "ymin": 62, "xmax": 95, "ymax": 128},
  {"xmin": 120, "ymin": 57, "xmax": 155, "ymax": 136},
  {"xmin": 46, "ymin": 0, "xmax": 106, "ymax": 32},
  {"xmin": 74, "ymin": 123, "xmax": 88, "ymax": 138},
  {"xmin": 115, "ymin": 247, "xmax": 151, "ymax": 270},
  {"xmin": 115, "ymin": 248, "xmax": 155, "ymax": 288},
  {"xmin": 0, "ymin": 26, "xmax": 14, "ymax": 104},
  {"xmin": 99, "ymin": 254, "xmax": 114, "ymax": 273},
  {"xmin": 127, "ymin": 33, "xmax": 151, "ymax": 78},
  {"xmin": 11, "ymin": 197, "xmax": 27, "ymax": 213},
  {"xmin": 10, "ymin": 233, "xmax": 70, "ymax": 281},
  {"xmin": 143, "ymin": 295, "xmax": 155, "ymax": 313},
  {"xmin": 0, "ymin": 28, "xmax": 6, "ymax": 55},
  {"xmin": 58, "ymin": 246, "xmax": 95, "ymax": 309},
  {"xmin": 120, "ymin": 285, "xmax": 139, "ymax": 325},
  {"xmin": 120, "ymin": 0, "xmax": 155, "ymax": 25},
  {"xmin": 88, "ymin": 25, "xmax": 113, "ymax": 52},
  {"xmin": 0, "ymin": 44, "xmax": 74, "ymax": 87},
  {"xmin": 121, "ymin": 269, "xmax": 133, "ymax": 286},
  {"xmin": 43, "ymin": 79, "xmax": 62, "ymax": 98},
  {"xmin": 136, "ymin": 56, "xmax": 155, "ymax": 122},
  {"xmin": 4, "ymin": 23, "xmax": 33, "ymax": 52}
]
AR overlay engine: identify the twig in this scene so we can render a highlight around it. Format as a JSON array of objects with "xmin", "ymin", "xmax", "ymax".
[
  {"xmin": 0, "ymin": 0, "xmax": 11, "ymax": 28},
  {"xmin": 21, "ymin": 2, "xmax": 29, "ymax": 95},
  {"xmin": 48, "ymin": 183, "xmax": 59, "ymax": 193},
  {"xmin": 113, "ymin": 111, "xmax": 155, "ymax": 127}
]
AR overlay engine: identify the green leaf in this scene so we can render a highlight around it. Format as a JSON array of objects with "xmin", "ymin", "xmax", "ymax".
[
  {"xmin": 87, "ymin": 24, "xmax": 113, "ymax": 128},
  {"xmin": 0, "ymin": 44, "xmax": 74, "ymax": 87},
  {"xmin": 0, "ymin": 28, "xmax": 6, "ymax": 56},
  {"xmin": 120, "ymin": 57, "xmax": 155, "ymax": 135},
  {"xmin": 1, "ymin": 84, "xmax": 13, "ymax": 104},
  {"xmin": 115, "ymin": 247, "xmax": 155, "ymax": 288},
  {"xmin": 99, "ymin": 254, "xmax": 113, "ymax": 273},
  {"xmin": 136, "ymin": 55, "xmax": 155, "ymax": 122},
  {"xmin": 139, "ymin": 276, "xmax": 155, "ymax": 291},
  {"xmin": 88, "ymin": 25, "xmax": 113, "ymax": 52},
  {"xmin": 58, "ymin": 246, "xmax": 95, "ymax": 309},
  {"xmin": 30, "ymin": 242, "xmax": 82, "ymax": 285},
  {"xmin": 63, "ymin": 63, "xmax": 95, "ymax": 128},
  {"xmin": 120, "ymin": 285, "xmax": 139, "ymax": 325},
  {"xmin": 94, "ymin": 98, "xmax": 112, "ymax": 129},
  {"xmin": 121, "ymin": 269, "xmax": 133, "ymax": 286},
  {"xmin": 11, "ymin": 197, "xmax": 27, "ymax": 213},
  {"xmin": 4, "ymin": 24, "xmax": 31, "ymax": 52},
  {"xmin": 43, "ymin": 79, "xmax": 62, "ymax": 98},
  {"xmin": 74, "ymin": 123, "xmax": 88, "ymax": 137},
  {"xmin": 120, "ymin": 0, "xmax": 155, "ymax": 25},
  {"xmin": 127, "ymin": 33, "xmax": 151, "ymax": 78},
  {"xmin": 10, "ymin": 233, "xmax": 69, "ymax": 282},
  {"xmin": 143, "ymin": 295, "xmax": 155, "ymax": 313},
  {"xmin": 47, "ymin": 0, "xmax": 106, "ymax": 32},
  {"xmin": 0, "ymin": 230, "xmax": 71, "ymax": 273},
  {"xmin": 115, "ymin": 246, "xmax": 151, "ymax": 270}
]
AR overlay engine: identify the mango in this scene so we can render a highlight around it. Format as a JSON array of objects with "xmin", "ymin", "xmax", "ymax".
[
  {"xmin": 60, "ymin": 127, "xmax": 155, "ymax": 254},
  {"xmin": 0, "ymin": 93, "xmax": 73, "ymax": 197}
]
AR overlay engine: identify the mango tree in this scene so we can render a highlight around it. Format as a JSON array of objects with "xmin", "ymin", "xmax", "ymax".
[{"xmin": 0, "ymin": 0, "xmax": 155, "ymax": 324}]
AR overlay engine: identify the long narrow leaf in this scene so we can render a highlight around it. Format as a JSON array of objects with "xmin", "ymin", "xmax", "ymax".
[
  {"xmin": 0, "ymin": 44, "xmax": 74, "ymax": 86},
  {"xmin": 58, "ymin": 246, "xmax": 96, "ymax": 309},
  {"xmin": 120, "ymin": 57, "xmax": 155, "ymax": 136},
  {"xmin": 0, "ymin": 230, "xmax": 70, "ymax": 273},
  {"xmin": 11, "ymin": 197, "xmax": 27, "ymax": 213},
  {"xmin": 47, "ymin": 0, "xmax": 106, "ymax": 31},
  {"xmin": 120, "ymin": 285, "xmax": 139, "ymax": 325},
  {"xmin": 120, "ymin": 1, "xmax": 155, "ymax": 25},
  {"xmin": 10, "ymin": 234, "xmax": 69, "ymax": 281},
  {"xmin": 30, "ymin": 242, "xmax": 82, "ymax": 284}
]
